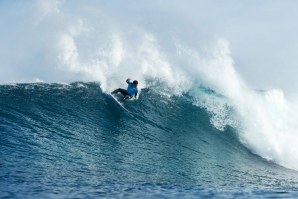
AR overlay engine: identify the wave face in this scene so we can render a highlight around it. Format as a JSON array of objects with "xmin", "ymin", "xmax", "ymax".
[
  {"xmin": 1, "ymin": 83, "xmax": 298, "ymax": 198},
  {"xmin": 2, "ymin": 0, "xmax": 298, "ymax": 172}
]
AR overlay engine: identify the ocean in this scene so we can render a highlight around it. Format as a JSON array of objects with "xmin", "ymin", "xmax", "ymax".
[
  {"xmin": 1, "ymin": 82, "xmax": 298, "ymax": 198},
  {"xmin": 2, "ymin": 1, "xmax": 298, "ymax": 198}
]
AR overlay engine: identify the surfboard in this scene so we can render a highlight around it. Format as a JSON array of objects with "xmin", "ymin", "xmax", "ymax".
[{"xmin": 107, "ymin": 94, "xmax": 129, "ymax": 112}]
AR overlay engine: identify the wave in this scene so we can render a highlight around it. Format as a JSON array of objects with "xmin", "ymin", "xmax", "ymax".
[
  {"xmin": 1, "ymin": 0, "xmax": 298, "ymax": 172},
  {"xmin": 0, "ymin": 82, "xmax": 297, "ymax": 174},
  {"xmin": 2, "ymin": 82, "xmax": 298, "ymax": 198}
]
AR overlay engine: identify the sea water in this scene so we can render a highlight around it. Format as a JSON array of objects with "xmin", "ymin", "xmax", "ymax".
[{"xmin": 1, "ymin": 1, "xmax": 298, "ymax": 198}]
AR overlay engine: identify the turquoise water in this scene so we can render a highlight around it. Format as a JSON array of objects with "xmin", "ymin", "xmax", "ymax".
[{"xmin": 1, "ymin": 82, "xmax": 298, "ymax": 198}]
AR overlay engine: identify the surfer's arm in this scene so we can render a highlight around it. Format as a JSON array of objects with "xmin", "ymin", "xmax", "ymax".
[
  {"xmin": 126, "ymin": 78, "xmax": 132, "ymax": 84},
  {"xmin": 134, "ymin": 92, "xmax": 138, "ymax": 98}
]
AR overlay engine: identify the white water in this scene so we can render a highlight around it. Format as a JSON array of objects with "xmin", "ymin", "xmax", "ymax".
[{"xmin": 1, "ymin": 0, "xmax": 298, "ymax": 170}]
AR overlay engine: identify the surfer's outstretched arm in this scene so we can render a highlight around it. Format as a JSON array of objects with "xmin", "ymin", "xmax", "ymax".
[{"xmin": 126, "ymin": 78, "xmax": 132, "ymax": 84}]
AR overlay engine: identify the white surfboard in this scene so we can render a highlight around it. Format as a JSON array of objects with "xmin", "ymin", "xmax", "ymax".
[{"xmin": 107, "ymin": 94, "xmax": 129, "ymax": 112}]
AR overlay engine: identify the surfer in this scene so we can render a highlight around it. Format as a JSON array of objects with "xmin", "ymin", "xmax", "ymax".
[{"xmin": 111, "ymin": 78, "xmax": 138, "ymax": 102}]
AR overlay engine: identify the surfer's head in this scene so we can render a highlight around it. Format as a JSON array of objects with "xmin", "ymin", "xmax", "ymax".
[{"xmin": 133, "ymin": 80, "xmax": 138, "ymax": 87}]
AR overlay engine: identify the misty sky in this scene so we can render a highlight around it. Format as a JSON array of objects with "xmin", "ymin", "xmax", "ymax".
[
  {"xmin": 1, "ymin": 0, "xmax": 298, "ymax": 94},
  {"xmin": 100, "ymin": 0, "xmax": 298, "ymax": 92}
]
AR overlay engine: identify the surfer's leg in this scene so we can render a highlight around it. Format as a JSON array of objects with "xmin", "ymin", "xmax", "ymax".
[
  {"xmin": 111, "ymin": 88, "xmax": 121, "ymax": 94},
  {"xmin": 112, "ymin": 88, "xmax": 128, "ymax": 103},
  {"xmin": 118, "ymin": 89, "xmax": 129, "ymax": 96}
]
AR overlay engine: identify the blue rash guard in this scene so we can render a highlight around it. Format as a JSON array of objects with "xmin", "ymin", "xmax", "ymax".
[{"xmin": 126, "ymin": 80, "xmax": 138, "ymax": 97}]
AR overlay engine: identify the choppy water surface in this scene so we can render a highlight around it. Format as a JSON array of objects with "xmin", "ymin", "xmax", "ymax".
[{"xmin": 1, "ymin": 83, "xmax": 298, "ymax": 198}]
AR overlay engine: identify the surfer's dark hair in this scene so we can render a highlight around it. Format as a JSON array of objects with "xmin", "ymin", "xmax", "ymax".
[{"xmin": 133, "ymin": 80, "xmax": 138, "ymax": 85}]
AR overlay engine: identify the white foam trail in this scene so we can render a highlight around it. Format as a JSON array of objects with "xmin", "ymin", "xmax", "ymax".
[{"xmin": 178, "ymin": 40, "xmax": 298, "ymax": 170}]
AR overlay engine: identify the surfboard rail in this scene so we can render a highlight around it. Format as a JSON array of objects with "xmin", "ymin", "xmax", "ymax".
[{"xmin": 107, "ymin": 94, "xmax": 129, "ymax": 112}]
